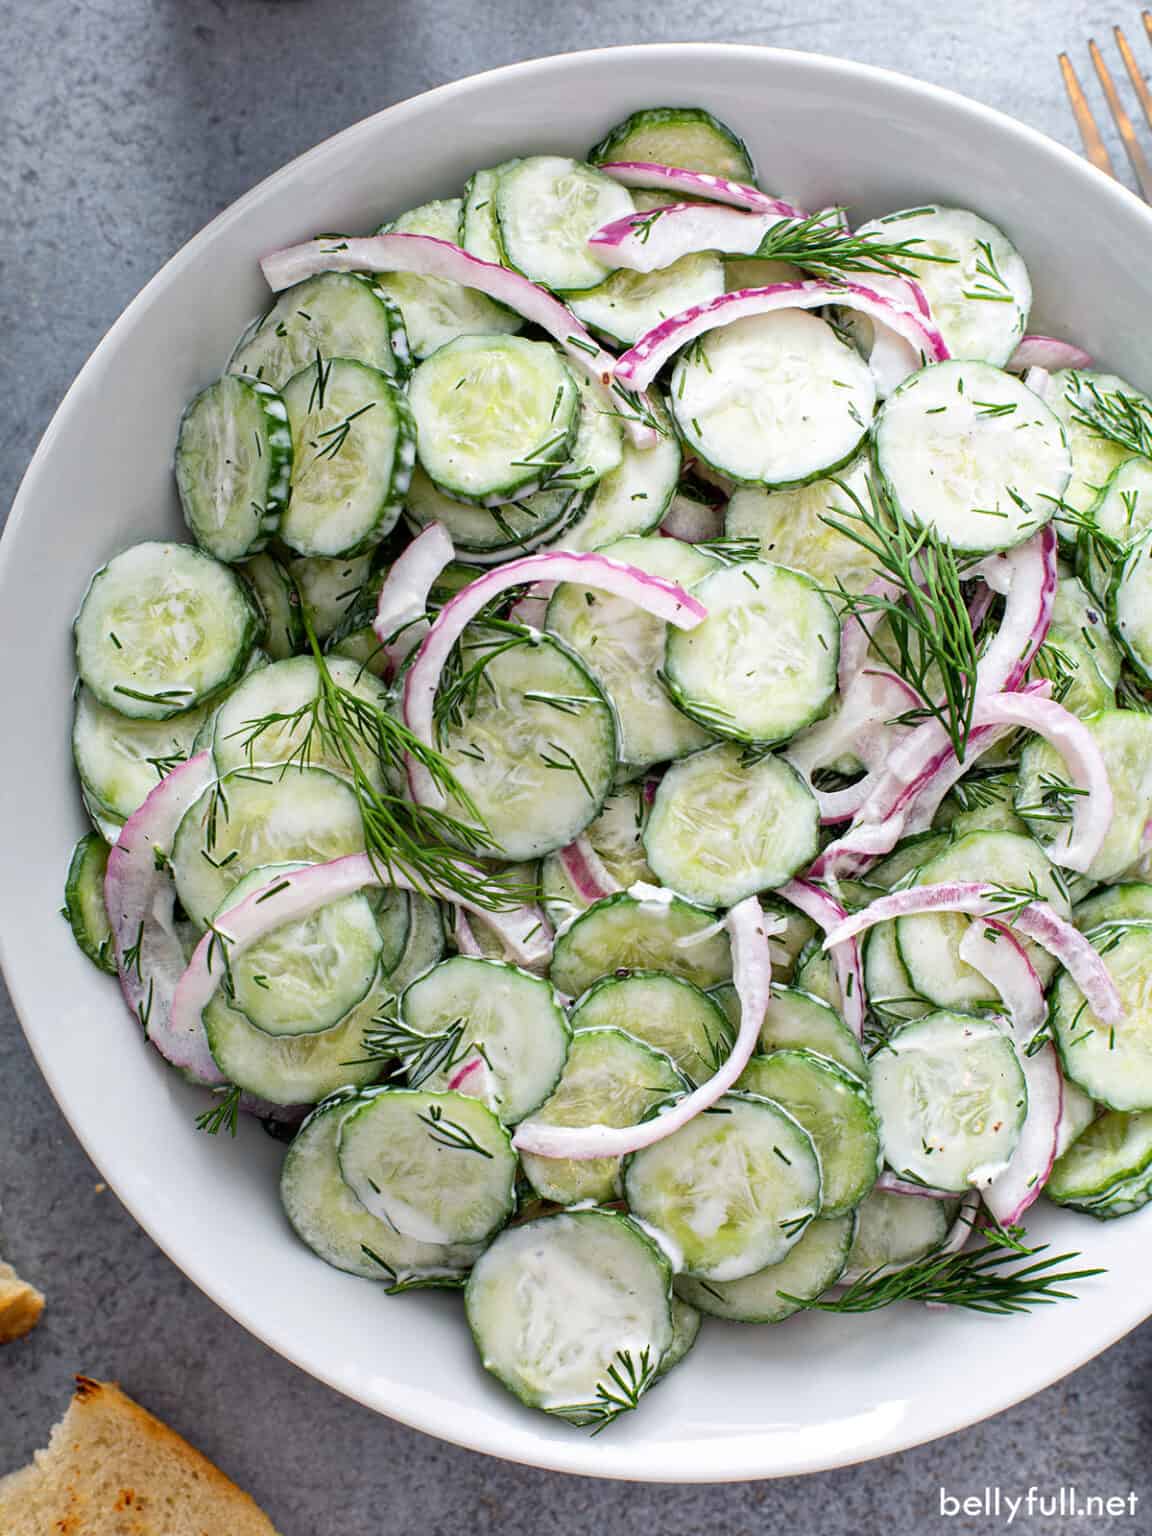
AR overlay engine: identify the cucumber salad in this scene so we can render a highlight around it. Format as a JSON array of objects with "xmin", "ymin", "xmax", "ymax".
[{"xmin": 62, "ymin": 103, "xmax": 1152, "ymax": 1431}]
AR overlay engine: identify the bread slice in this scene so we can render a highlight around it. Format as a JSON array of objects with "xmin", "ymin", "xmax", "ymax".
[
  {"xmin": 0, "ymin": 1259, "xmax": 44, "ymax": 1343},
  {"xmin": 0, "ymin": 1376, "xmax": 281, "ymax": 1535}
]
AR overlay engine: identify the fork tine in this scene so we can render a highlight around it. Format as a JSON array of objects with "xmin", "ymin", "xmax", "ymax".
[
  {"xmin": 1145, "ymin": 10, "xmax": 1152, "ymax": 48},
  {"xmin": 1089, "ymin": 35, "xmax": 1152, "ymax": 198},
  {"xmin": 1116, "ymin": 24, "xmax": 1152, "ymax": 131},
  {"xmin": 1059, "ymin": 51, "xmax": 1117, "ymax": 175}
]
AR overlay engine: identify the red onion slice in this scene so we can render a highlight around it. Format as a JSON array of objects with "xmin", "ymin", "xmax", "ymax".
[
  {"xmin": 786, "ymin": 670, "xmax": 918, "ymax": 824},
  {"xmin": 402, "ymin": 551, "xmax": 706, "ymax": 808},
  {"xmin": 822, "ymin": 882, "xmax": 1122, "ymax": 1024},
  {"xmin": 558, "ymin": 836, "xmax": 622, "ymax": 903},
  {"xmin": 258, "ymin": 232, "xmax": 658, "ymax": 447},
  {"xmin": 1008, "ymin": 335, "xmax": 1094, "ymax": 373},
  {"xmin": 874, "ymin": 1172, "xmax": 958, "ymax": 1199},
  {"xmin": 373, "ymin": 522, "xmax": 455, "ymax": 675},
  {"xmin": 612, "ymin": 280, "xmax": 949, "ymax": 394},
  {"xmin": 588, "ymin": 203, "xmax": 802, "ymax": 274},
  {"xmin": 958, "ymin": 918, "xmax": 1047, "ymax": 1040},
  {"xmin": 596, "ymin": 160, "xmax": 804, "ymax": 216},
  {"xmin": 511, "ymin": 895, "xmax": 771, "ymax": 1159},
  {"xmin": 837, "ymin": 577, "xmax": 901, "ymax": 695},
  {"xmin": 452, "ymin": 908, "xmax": 483, "ymax": 957},
  {"xmin": 779, "ymin": 878, "xmax": 865, "ymax": 1038},
  {"xmin": 104, "ymin": 752, "xmax": 222, "ymax": 1084},
  {"xmin": 973, "ymin": 525, "xmax": 1058, "ymax": 695}
]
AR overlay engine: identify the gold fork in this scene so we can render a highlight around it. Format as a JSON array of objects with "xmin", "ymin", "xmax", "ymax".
[{"xmin": 1060, "ymin": 13, "xmax": 1152, "ymax": 195}]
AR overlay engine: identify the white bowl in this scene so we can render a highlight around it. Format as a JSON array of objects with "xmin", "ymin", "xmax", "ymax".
[{"xmin": 3, "ymin": 44, "xmax": 1151, "ymax": 1482}]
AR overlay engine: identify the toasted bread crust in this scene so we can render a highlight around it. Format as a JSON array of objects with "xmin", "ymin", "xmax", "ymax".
[{"xmin": 0, "ymin": 1260, "xmax": 45, "ymax": 1344}]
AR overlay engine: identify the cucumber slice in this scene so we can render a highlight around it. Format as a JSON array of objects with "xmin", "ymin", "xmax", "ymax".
[
  {"xmin": 1074, "ymin": 881, "xmax": 1152, "ymax": 930},
  {"xmin": 338, "ymin": 1087, "xmax": 517, "ymax": 1245},
  {"xmin": 569, "ymin": 971, "xmax": 732, "ymax": 1085},
  {"xmin": 723, "ymin": 458, "xmax": 877, "ymax": 598},
  {"xmin": 856, "ymin": 207, "xmax": 1030, "ymax": 366},
  {"xmin": 460, "ymin": 162, "xmax": 519, "ymax": 263},
  {"xmin": 175, "ymin": 376, "xmax": 292, "ymax": 562},
  {"xmin": 281, "ymin": 1091, "xmax": 481, "ymax": 1284},
  {"xmin": 663, "ymin": 561, "xmax": 839, "ymax": 743},
  {"xmin": 72, "ymin": 686, "xmax": 214, "ymax": 824},
  {"xmin": 405, "ymin": 467, "xmax": 581, "ymax": 555},
  {"xmin": 659, "ymin": 1296, "xmax": 702, "ymax": 1376},
  {"xmin": 213, "ymin": 863, "xmax": 382, "ymax": 1038},
  {"xmin": 409, "ymin": 335, "xmax": 579, "ymax": 506},
  {"xmin": 669, "ymin": 311, "xmax": 874, "ymax": 487},
  {"xmin": 383, "ymin": 892, "xmax": 446, "ymax": 992},
  {"xmin": 863, "ymin": 920, "xmax": 931, "ymax": 1026},
  {"xmin": 737, "ymin": 1049, "xmax": 881, "ymax": 1215},
  {"xmin": 792, "ymin": 941, "xmax": 839, "ymax": 1010},
  {"xmin": 289, "ymin": 552, "xmax": 373, "ymax": 642},
  {"xmin": 230, "ymin": 272, "xmax": 410, "ymax": 388},
  {"xmin": 756, "ymin": 899, "xmax": 820, "ymax": 982},
  {"xmin": 204, "ymin": 979, "xmax": 384, "ymax": 1104},
  {"xmin": 540, "ymin": 785, "xmax": 655, "ymax": 929},
  {"xmin": 1052, "ymin": 923, "xmax": 1152, "ymax": 1111},
  {"xmin": 171, "ymin": 766, "xmax": 364, "ymax": 926},
  {"xmin": 556, "ymin": 412, "xmax": 681, "ymax": 551},
  {"xmin": 624, "ymin": 1092, "xmax": 822, "ymax": 1280},
  {"xmin": 896, "ymin": 830, "xmax": 1070, "ymax": 1009},
  {"xmin": 327, "ymin": 624, "xmax": 389, "ymax": 681},
  {"xmin": 436, "ymin": 630, "xmax": 616, "ymax": 861},
  {"xmin": 465, "ymin": 1210, "xmax": 673, "ymax": 1423},
  {"xmin": 495, "ymin": 156, "xmax": 634, "ymax": 293},
  {"xmin": 714, "ymin": 983, "xmax": 866, "ymax": 1078},
  {"xmin": 1079, "ymin": 456, "xmax": 1152, "ymax": 601},
  {"xmin": 867, "ymin": 830, "xmax": 953, "ymax": 890},
  {"xmin": 1109, "ymin": 528, "xmax": 1152, "ymax": 683},
  {"xmin": 75, "ymin": 542, "xmax": 259, "ymax": 720},
  {"xmin": 644, "ymin": 742, "xmax": 819, "ymax": 905},
  {"xmin": 1016, "ymin": 708, "xmax": 1152, "ymax": 882},
  {"xmin": 519, "ymin": 1026, "xmax": 685, "ymax": 1205},
  {"xmin": 568, "ymin": 253, "xmax": 724, "ymax": 348},
  {"xmin": 63, "ymin": 832, "xmax": 115, "ymax": 973},
  {"xmin": 1046, "ymin": 1107, "xmax": 1152, "ymax": 1218},
  {"xmin": 675, "ymin": 1212, "xmax": 855, "ymax": 1323},
  {"xmin": 280, "ymin": 358, "xmax": 414, "ymax": 557},
  {"xmin": 367, "ymin": 887, "xmax": 411, "ymax": 976},
  {"xmin": 554, "ymin": 374, "xmax": 625, "ymax": 495},
  {"xmin": 239, "ymin": 551, "xmax": 303, "ymax": 660},
  {"xmin": 375, "ymin": 198, "xmax": 521, "ymax": 358},
  {"xmin": 1048, "ymin": 369, "xmax": 1152, "ymax": 526},
  {"xmin": 550, "ymin": 891, "xmax": 731, "ymax": 998},
  {"xmin": 546, "ymin": 535, "xmax": 717, "ymax": 767},
  {"xmin": 1048, "ymin": 570, "xmax": 1121, "ymax": 693},
  {"xmin": 870, "ymin": 1010, "xmax": 1027, "ymax": 1191},
  {"xmin": 210, "ymin": 654, "xmax": 389, "ymax": 789},
  {"xmin": 841, "ymin": 1187, "xmax": 956, "ymax": 1280},
  {"xmin": 398, "ymin": 956, "xmax": 570, "ymax": 1124},
  {"xmin": 588, "ymin": 107, "xmax": 755, "ymax": 181},
  {"xmin": 875, "ymin": 361, "xmax": 1070, "ymax": 553},
  {"xmin": 1056, "ymin": 1077, "xmax": 1100, "ymax": 1159}
]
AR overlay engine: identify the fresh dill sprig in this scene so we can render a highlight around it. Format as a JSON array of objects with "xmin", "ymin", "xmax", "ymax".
[
  {"xmin": 1030, "ymin": 639, "xmax": 1077, "ymax": 705},
  {"xmin": 751, "ymin": 208, "xmax": 954, "ymax": 282},
  {"xmin": 560, "ymin": 1348, "xmax": 659, "ymax": 1434},
  {"xmin": 433, "ymin": 620, "xmax": 536, "ymax": 737},
  {"xmin": 416, "ymin": 1102, "xmax": 494, "ymax": 1157},
  {"xmin": 784, "ymin": 1237, "xmax": 1104, "ymax": 1315},
  {"xmin": 820, "ymin": 475, "xmax": 979, "ymax": 759},
  {"xmin": 195, "ymin": 1084, "xmax": 243, "ymax": 1137},
  {"xmin": 1068, "ymin": 372, "xmax": 1152, "ymax": 460}
]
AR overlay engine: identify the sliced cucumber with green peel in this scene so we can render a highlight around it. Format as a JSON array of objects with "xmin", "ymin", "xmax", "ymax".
[
  {"xmin": 281, "ymin": 1091, "xmax": 481, "ymax": 1284},
  {"xmin": 460, "ymin": 162, "xmax": 519, "ymax": 264},
  {"xmin": 398, "ymin": 956, "xmax": 569, "ymax": 1124},
  {"xmin": 203, "ymin": 978, "xmax": 384, "ymax": 1104},
  {"xmin": 1079, "ymin": 456, "xmax": 1152, "ymax": 600},
  {"xmin": 546, "ymin": 535, "xmax": 717, "ymax": 767},
  {"xmin": 723, "ymin": 458, "xmax": 877, "ymax": 597},
  {"xmin": 568, "ymin": 253, "xmax": 724, "ymax": 348},
  {"xmin": 726, "ymin": 983, "xmax": 865, "ymax": 1078},
  {"xmin": 1051, "ymin": 923, "xmax": 1152, "ymax": 1111},
  {"xmin": 550, "ymin": 891, "xmax": 731, "ymax": 998},
  {"xmin": 1034, "ymin": 570, "xmax": 1120, "ymax": 717},
  {"xmin": 383, "ymin": 892, "xmax": 446, "ymax": 993},
  {"xmin": 375, "ymin": 198, "xmax": 521, "ymax": 358},
  {"xmin": 659, "ymin": 1297, "xmax": 702, "ymax": 1376},
  {"xmin": 73, "ymin": 686, "xmax": 213, "ymax": 825},
  {"xmin": 569, "ymin": 970, "xmax": 731, "ymax": 1085},
  {"xmin": 1074, "ymin": 881, "xmax": 1152, "ymax": 930},
  {"xmin": 669, "ymin": 311, "xmax": 875, "ymax": 487},
  {"xmin": 406, "ymin": 467, "xmax": 581, "ymax": 556},
  {"xmin": 367, "ymin": 887, "xmax": 411, "ymax": 977},
  {"xmin": 409, "ymin": 334, "xmax": 579, "ymax": 506},
  {"xmin": 1016, "ymin": 708, "xmax": 1152, "ymax": 883},
  {"xmin": 738, "ymin": 1049, "xmax": 881, "ymax": 1215},
  {"xmin": 663, "ymin": 561, "xmax": 839, "ymax": 744},
  {"xmin": 870, "ymin": 1010, "xmax": 1027, "ymax": 1192},
  {"xmin": 338, "ymin": 1087, "xmax": 517, "ymax": 1245},
  {"xmin": 280, "ymin": 358, "xmax": 414, "ymax": 557},
  {"xmin": 519, "ymin": 1027, "xmax": 685, "ymax": 1206},
  {"xmin": 863, "ymin": 920, "xmax": 931, "ymax": 1026},
  {"xmin": 436, "ymin": 630, "xmax": 616, "ymax": 861},
  {"xmin": 841, "ymin": 1186, "xmax": 956, "ymax": 1280},
  {"xmin": 290, "ymin": 552, "xmax": 374, "ymax": 642},
  {"xmin": 75, "ymin": 542, "xmax": 259, "ymax": 720},
  {"xmin": 552, "ymin": 374, "xmax": 625, "ymax": 495},
  {"xmin": 1048, "ymin": 369, "xmax": 1152, "ymax": 528},
  {"xmin": 230, "ymin": 271, "xmax": 410, "ymax": 387},
  {"xmin": 1046, "ymin": 1107, "xmax": 1152, "ymax": 1218},
  {"xmin": 213, "ymin": 863, "xmax": 382, "ymax": 1038},
  {"xmin": 176, "ymin": 375, "xmax": 292, "ymax": 562},
  {"xmin": 494, "ymin": 156, "xmax": 634, "ymax": 293},
  {"xmin": 588, "ymin": 106, "xmax": 755, "ymax": 181},
  {"xmin": 755, "ymin": 899, "xmax": 819, "ymax": 983},
  {"xmin": 327, "ymin": 624, "xmax": 389, "ymax": 680},
  {"xmin": 540, "ymin": 785, "xmax": 654, "ymax": 929},
  {"xmin": 556, "ymin": 411, "xmax": 681, "ymax": 552},
  {"xmin": 644, "ymin": 741, "xmax": 819, "ymax": 904},
  {"xmin": 171, "ymin": 765, "xmax": 364, "ymax": 926},
  {"xmin": 875, "ymin": 361, "xmax": 1070, "ymax": 553},
  {"xmin": 624, "ymin": 1092, "xmax": 822, "ymax": 1281},
  {"xmin": 465, "ymin": 1210, "xmax": 673, "ymax": 1423},
  {"xmin": 936, "ymin": 772, "xmax": 1026, "ymax": 836},
  {"xmin": 63, "ymin": 833, "xmax": 115, "ymax": 973},
  {"xmin": 675, "ymin": 1212, "xmax": 855, "ymax": 1323},
  {"xmin": 1109, "ymin": 528, "xmax": 1152, "ymax": 684},
  {"xmin": 240, "ymin": 551, "xmax": 302, "ymax": 659},
  {"xmin": 792, "ymin": 941, "xmax": 839, "ymax": 1010}
]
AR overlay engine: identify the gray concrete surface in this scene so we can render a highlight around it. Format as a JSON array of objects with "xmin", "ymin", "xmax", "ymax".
[{"xmin": 2, "ymin": 1, "xmax": 1151, "ymax": 1530}]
